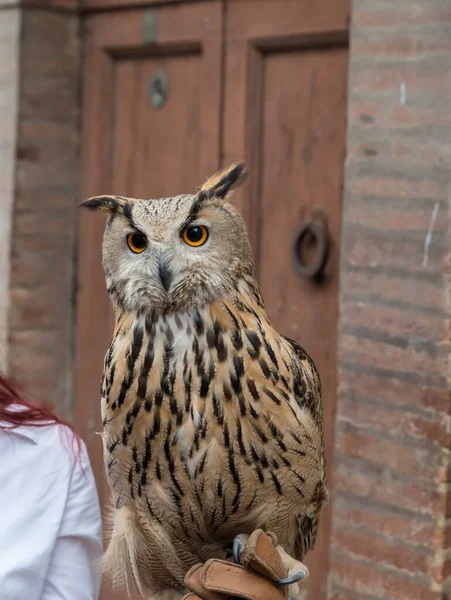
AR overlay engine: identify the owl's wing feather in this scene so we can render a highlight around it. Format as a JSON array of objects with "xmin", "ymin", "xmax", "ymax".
[
  {"xmin": 294, "ymin": 480, "xmax": 328, "ymax": 559},
  {"xmin": 283, "ymin": 335, "xmax": 322, "ymax": 396},
  {"xmin": 283, "ymin": 335, "xmax": 323, "ymax": 423},
  {"xmin": 282, "ymin": 335, "xmax": 327, "ymax": 559}
]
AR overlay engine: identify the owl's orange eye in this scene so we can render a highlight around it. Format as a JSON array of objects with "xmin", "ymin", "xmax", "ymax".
[
  {"xmin": 182, "ymin": 225, "xmax": 209, "ymax": 247},
  {"xmin": 127, "ymin": 232, "xmax": 148, "ymax": 253}
]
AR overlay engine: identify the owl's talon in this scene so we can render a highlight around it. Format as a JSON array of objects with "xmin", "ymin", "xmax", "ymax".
[
  {"xmin": 232, "ymin": 536, "xmax": 245, "ymax": 565},
  {"xmin": 277, "ymin": 568, "xmax": 308, "ymax": 586}
]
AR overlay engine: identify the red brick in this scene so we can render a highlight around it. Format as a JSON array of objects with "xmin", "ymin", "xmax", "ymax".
[
  {"xmin": 16, "ymin": 125, "xmax": 78, "ymax": 189},
  {"xmin": 329, "ymin": 556, "xmax": 441, "ymax": 600},
  {"xmin": 332, "ymin": 527, "xmax": 431, "ymax": 575},
  {"xmin": 18, "ymin": 119, "xmax": 78, "ymax": 146},
  {"xmin": 340, "ymin": 301, "xmax": 446, "ymax": 341},
  {"xmin": 16, "ymin": 161, "xmax": 78, "ymax": 192},
  {"xmin": 341, "ymin": 270, "xmax": 446, "ymax": 316},
  {"xmin": 20, "ymin": 11, "xmax": 79, "ymax": 68},
  {"xmin": 338, "ymin": 369, "xmax": 450, "ymax": 415},
  {"xmin": 10, "ymin": 286, "xmax": 69, "ymax": 330},
  {"xmin": 23, "ymin": 0, "xmax": 79, "ymax": 9},
  {"xmin": 343, "ymin": 195, "xmax": 447, "ymax": 234},
  {"xmin": 11, "ymin": 237, "xmax": 74, "ymax": 286},
  {"xmin": 12, "ymin": 230, "xmax": 73, "ymax": 253},
  {"xmin": 13, "ymin": 208, "xmax": 74, "ymax": 237},
  {"xmin": 337, "ymin": 425, "xmax": 448, "ymax": 483},
  {"xmin": 15, "ymin": 188, "xmax": 77, "ymax": 213},
  {"xmin": 21, "ymin": 74, "xmax": 78, "ymax": 119},
  {"xmin": 349, "ymin": 101, "xmax": 451, "ymax": 130},
  {"xmin": 348, "ymin": 139, "xmax": 451, "ymax": 168},
  {"xmin": 350, "ymin": 65, "xmax": 451, "ymax": 97},
  {"xmin": 9, "ymin": 329, "xmax": 72, "ymax": 414},
  {"xmin": 333, "ymin": 499, "xmax": 446, "ymax": 549},
  {"xmin": 351, "ymin": 35, "xmax": 451, "ymax": 60},
  {"xmin": 340, "ymin": 334, "xmax": 448, "ymax": 381},
  {"xmin": 334, "ymin": 1, "xmax": 451, "ymax": 596},
  {"xmin": 11, "ymin": 252, "xmax": 69, "ymax": 286},
  {"xmin": 343, "ymin": 232, "xmax": 446, "ymax": 275},
  {"xmin": 337, "ymin": 395, "xmax": 451, "ymax": 449},
  {"xmin": 353, "ymin": 3, "xmax": 451, "ymax": 28},
  {"xmin": 345, "ymin": 169, "xmax": 447, "ymax": 201},
  {"xmin": 9, "ymin": 7, "xmax": 79, "ymax": 419},
  {"xmin": 333, "ymin": 460, "xmax": 448, "ymax": 516}
]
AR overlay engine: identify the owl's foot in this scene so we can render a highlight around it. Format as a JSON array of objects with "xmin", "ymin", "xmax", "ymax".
[
  {"xmin": 231, "ymin": 530, "xmax": 308, "ymax": 599},
  {"xmin": 275, "ymin": 544, "xmax": 309, "ymax": 599},
  {"xmin": 277, "ymin": 568, "xmax": 307, "ymax": 586},
  {"xmin": 183, "ymin": 532, "xmax": 308, "ymax": 600},
  {"xmin": 232, "ymin": 533, "xmax": 250, "ymax": 564}
]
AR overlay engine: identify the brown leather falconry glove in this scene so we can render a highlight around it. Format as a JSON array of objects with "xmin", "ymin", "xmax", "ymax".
[{"xmin": 182, "ymin": 530, "xmax": 308, "ymax": 600}]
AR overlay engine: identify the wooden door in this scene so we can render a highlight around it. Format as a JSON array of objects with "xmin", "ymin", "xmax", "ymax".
[
  {"xmin": 74, "ymin": 3, "xmax": 222, "ymax": 598},
  {"xmin": 76, "ymin": 0, "xmax": 349, "ymax": 597},
  {"xmin": 222, "ymin": 1, "xmax": 349, "ymax": 598}
]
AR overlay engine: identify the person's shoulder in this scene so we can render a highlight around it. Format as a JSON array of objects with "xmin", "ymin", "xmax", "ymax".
[
  {"xmin": 0, "ymin": 423, "xmax": 97, "ymax": 531},
  {"xmin": 2, "ymin": 420, "xmax": 91, "ymax": 479},
  {"xmin": 7, "ymin": 420, "xmax": 75, "ymax": 447},
  {"xmin": 40, "ymin": 424, "xmax": 93, "ymax": 476}
]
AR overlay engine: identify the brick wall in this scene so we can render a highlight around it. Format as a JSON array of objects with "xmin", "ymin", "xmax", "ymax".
[
  {"xmin": 0, "ymin": 6, "xmax": 20, "ymax": 371},
  {"xmin": 9, "ymin": 5, "xmax": 80, "ymax": 418},
  {"xmin": 2, "ymin": 0, "xmax": 451, "ymax": 596},
  {"xmin": 329, "ymin": 1, "xmax": 451, "ymax": 598}
]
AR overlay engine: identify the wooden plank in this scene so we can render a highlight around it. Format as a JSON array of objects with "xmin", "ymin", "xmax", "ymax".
[
  {"xmin": 81, "ymin": 0, "xmax": 211, "ymax": 13},
  {"xmin": 258, "ymin": 46, "xmax": 348, "ymax": 600},
  {"xmin": 227, "ymin": 0, "xmax": 350, "ymax": 41},
  {"xmin": 84, "ymin": 2, "xmax": 221, "ymax": 52},
  {"xmin": 222, "ymin": 1, "xmax": 349, "ymax": 597},
  {"xmin": 75, "ymin": 4, "xmax": 223, "ymax": 597}
]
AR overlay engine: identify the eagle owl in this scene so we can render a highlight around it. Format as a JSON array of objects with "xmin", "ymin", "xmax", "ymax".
[{"xmin": 82, "ymin": 164, "xmax": 327, "ymax": 598}]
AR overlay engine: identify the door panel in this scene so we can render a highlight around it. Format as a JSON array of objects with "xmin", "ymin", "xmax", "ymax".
[
  {"xmin": 258, "ymin": 47, "xmax": 347, "ymax": 600},
  {"xmin": 75, "ymin": 4, "xmax": 222, "ymax": 598},
  {"xmin": 223, "ymin": 2, "xmax": 349, "ymax": 598},
  {"xmin": 259, "ymin": 47, "xmax": 346, "ymax": 360},
  {"xmin": 76, "ymin": 1, "xmax": 349, "ymax": 598},
  {"xmin": 113, "ymin": 54, "xmax": 204, "ymax": 199}
]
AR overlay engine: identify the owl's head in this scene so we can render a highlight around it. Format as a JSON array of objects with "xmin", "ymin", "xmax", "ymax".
[{"xmin": 81, "ymin": 164, "xmax": 256, "ymax": 314}]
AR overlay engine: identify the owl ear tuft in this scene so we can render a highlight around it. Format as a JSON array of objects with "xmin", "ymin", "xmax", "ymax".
[
  {"xmin": 80, "ymin": 195, "xmax": 130, "ymax": 216},
  {"xmin": 201, "ymin": 163, "xmax": 248, "ymax": 200}
]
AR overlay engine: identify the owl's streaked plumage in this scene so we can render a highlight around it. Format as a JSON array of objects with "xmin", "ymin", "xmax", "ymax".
[{"xmin": 82, "ymin": 164, "xmax": 327, "ymax": 598}]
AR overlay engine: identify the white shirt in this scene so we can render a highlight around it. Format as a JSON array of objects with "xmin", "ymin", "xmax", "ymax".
[{"xmin": 0, "ymin": 420, "xmax": 103, "ymax": 599}]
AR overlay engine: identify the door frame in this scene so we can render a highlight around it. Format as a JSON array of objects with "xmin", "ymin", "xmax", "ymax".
[{"xmin": 74, "ymin": 2, "xmax": 350, "ymax": 600}]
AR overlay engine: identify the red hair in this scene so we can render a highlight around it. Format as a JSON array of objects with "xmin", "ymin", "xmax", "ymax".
[{"xmin": 0, "ymin": 373, "xmax": 81, "ymax": 457}]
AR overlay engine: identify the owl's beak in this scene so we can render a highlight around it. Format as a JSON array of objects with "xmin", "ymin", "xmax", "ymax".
[{"xmin": 157, "ymin": 256, "xmax": 173, "ymax": 292}]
